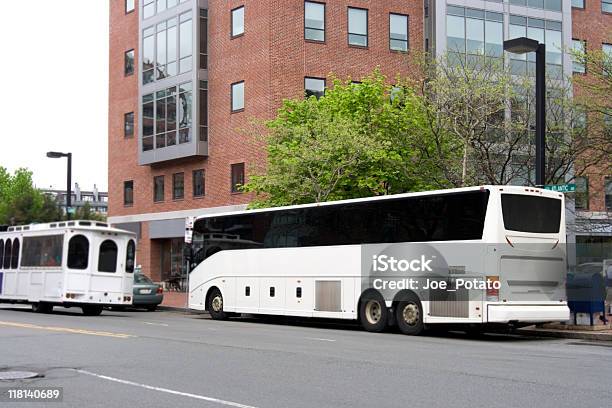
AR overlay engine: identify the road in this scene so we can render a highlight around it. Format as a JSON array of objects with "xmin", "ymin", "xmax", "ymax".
[{"xmin": 1, "ymin": 305, "xmax": 611, "ymax": 408}]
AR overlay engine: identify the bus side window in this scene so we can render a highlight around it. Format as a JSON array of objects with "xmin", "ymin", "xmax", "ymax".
[
  {"xmin": 11, "ymin": 238, "xmax": 19, "ymax": 269},
  {"xmin": 126, "ymin": 240, "xmax": 136, "ymax": 273},
  {"xmin": 3, "ymin": 240, "xmax": 11, "ymax": 269},
  {"xmin": 98, "ymin": 240, "xmax": 118, "ymax": 273},
  {"xmin": 0, "ymin": 239, "xmax": 4, "ymax": 268},
  {"xmin": 68, "ymin": 235, "xmax": 89, "ymax": 270}
]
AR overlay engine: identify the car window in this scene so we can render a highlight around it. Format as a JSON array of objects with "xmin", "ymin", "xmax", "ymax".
[{"xmin": 134, "ymin": 274, "xmax": 153, "ymax": 284}]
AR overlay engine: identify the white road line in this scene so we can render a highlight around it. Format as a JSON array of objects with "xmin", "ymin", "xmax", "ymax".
[
  {"xmin": 142, "ymin": 322, "xmax": 169, "ymax": 327},
  {"xmin": 306, "ymin": 337, "xmax": 336, "ymax": 342},
  {"xmin": 75, "ymin": 369, "xmax": 259, "ymax": 408}
]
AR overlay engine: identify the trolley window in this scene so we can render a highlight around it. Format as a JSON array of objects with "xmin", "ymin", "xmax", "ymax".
[
  {"xmin": 3, "ymin": 240, "xmax": 12, "ymax": 269},
  {"xmin": 0, "ymin": 239, "xmax": 4, "ymax": 267},
  {"xmin": 10, "ymin": 238, "xmax": 19, "ymax": 269},
  {"xmin": 98, "ymin": 240, "xmax": 118, "ymax": 273},
  {"xmin": 67, "ymin": 235, "xmax": 89, "ymax": 270},
  {"xmin": 126, "ymin": 240, "xmax": 136, "ymax": 273},
  {"xmin": 21, "ymin": 235, "xmax": 63, "ymax": 267}
]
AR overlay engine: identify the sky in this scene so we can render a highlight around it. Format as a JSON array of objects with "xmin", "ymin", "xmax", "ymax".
[{"xmin": 0, "ymin": 0, "xmax": 110, "ymax": 191}]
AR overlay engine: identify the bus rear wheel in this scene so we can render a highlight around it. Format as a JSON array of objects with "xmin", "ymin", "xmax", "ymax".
[
  {"xmin": 395, "ymin": 294, "xmax": 424, "ymax": 335},
  {"xmin": 207, "ymin": 288, "xmax": 227, "ymax": 320},
  {"xmin": 359, "ymin": 292, "xmax": 388, "ymax": 332},
  {"xmin": 32, "ymin": 302, "xmax": 53, "ymax": 314},
  {"xmin": 82, "ymin": 305, "xmax": 103, "ymax": 316}
]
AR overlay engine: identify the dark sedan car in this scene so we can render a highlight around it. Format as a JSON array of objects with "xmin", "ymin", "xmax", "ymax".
[{"xmin": 132, "ymin": 273, "xmax": 164, "ymax": 311}]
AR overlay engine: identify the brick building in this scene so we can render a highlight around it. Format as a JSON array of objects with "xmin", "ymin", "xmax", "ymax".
[{"xmin": 108, "ymin": 0, "xmax": 610, "ymax": 286}]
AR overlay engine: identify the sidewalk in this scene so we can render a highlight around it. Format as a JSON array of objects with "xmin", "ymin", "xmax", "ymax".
[
  {"xmin": 517, "ymin": 322, "xmax": 612, "ymax": 341},
  {"xmin": 159, "ymin": 291, "xmax": 189, "ymax": 311}
]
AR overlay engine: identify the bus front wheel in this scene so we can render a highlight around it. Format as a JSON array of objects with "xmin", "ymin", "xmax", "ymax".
[
  {"xmin": 359, "ymin": 292, "xmax": 388, "ymax": 333},
  {"xmin": 207, "ymin": 288, "xmax": 227, "ymax": 320},
  {"xmin": 395, "ymin": 294, "xmax": 424, "ymax": 335},
  {"xmin": 82, "ymin": 305, "xmax": 103, "ymax": 316}
]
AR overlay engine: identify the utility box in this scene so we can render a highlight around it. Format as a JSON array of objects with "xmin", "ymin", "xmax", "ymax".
[{"xmin": 567, "ymin": 272, "xmax": 606, "ymax": 326}]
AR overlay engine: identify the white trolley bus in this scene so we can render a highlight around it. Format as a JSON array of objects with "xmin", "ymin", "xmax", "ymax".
[
  {"xmin": 188, "ymin": 186, "xmax": 570, "ymax": 335},
  {"xmin": 0, "ymin": 220, "xmax": 136, "ymax": 315}
]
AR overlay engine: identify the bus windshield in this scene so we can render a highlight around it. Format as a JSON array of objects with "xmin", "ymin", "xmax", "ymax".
[{"xmin": 501, "ymin": 194, "xmax": 561, "ymax": 234}]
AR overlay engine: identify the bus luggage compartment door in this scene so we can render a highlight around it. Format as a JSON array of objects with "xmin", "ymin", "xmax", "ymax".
[{"xmin": 500, "ymin": 256, "xmax": 565, "ymax": 302}]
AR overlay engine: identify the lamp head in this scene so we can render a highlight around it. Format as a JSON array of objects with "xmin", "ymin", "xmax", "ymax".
[{"xmin": 503, "ymin": 37, "xmax": 539, "ymax": 54}]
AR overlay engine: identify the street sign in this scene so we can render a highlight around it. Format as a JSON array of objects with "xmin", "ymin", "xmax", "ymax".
[
  {"xmin": 543, "ymin": 183, "xmax": 576, "ymax": 193},
  {"xmin": 66, "ymin": 207, "xmax": 76, "ymax": 214},
  {"xmin": 185, "ymin": 216, "xmax": 195, "ymax": 244}
]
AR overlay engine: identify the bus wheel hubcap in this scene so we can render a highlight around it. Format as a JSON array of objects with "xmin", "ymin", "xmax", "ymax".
[
  {"xmin": 212, "ymin": 296, "xmax": 223, "ymax": 312},
  {"xmin": 402, "ymin": 304, "xmax": 419, "ymax": 326},
  {"xmin": 365, "ymin": 300, "xmax": 382, "ymax": 324}
]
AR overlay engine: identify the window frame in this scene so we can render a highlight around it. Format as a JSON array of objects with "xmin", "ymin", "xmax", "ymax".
[
  {"xmin": 125, "ymin": 0, "xmax": 135, "ymax": 14},
  {"xmin": 124, "ymin": 112, "xmax": 135, "ymax": 138},
  {"xmin": 124, "ymin": 49, "xmax": 135, "ymax": 76},
  {"xmin": 389, "ymin": 13, "xmax": 409, "ymax": 52},
  {"xmin": 10, "ymin": 238, "xmax": 19, "ymax": 269},
  {"xmin": 3, "ymin": 240, "xmax": 11, "ymax": 269},
  {"xmin": 574, "ymin": 176, "xmax": 589, "ymax": 210},
  {"xmin": 571, "ymin": 0, "xmax": 585, "ymax": 8},
  {"xmin": 231, "ymin": 81, "xmax": 245, "ymax": 113},
  {"xmin": 193, "ymin": 169, "xmax": 205, "ymax": 197},
  {"xmin": 304, "ymin": 1, "xmax": 326, "ymax": 43},
  {"xmin": 173, "ymin": 172, "xmax": 185, "ymax": 200},
  {"xmin": 124, "ymin": 180, "xmax": 134, "ymax": 206},
  {"xmin": 231, "ymin": 5, "xmax": 245, "ymax": 38},
  {"xmin": 347, "ymin": 7, "xmax": 368, "ymax": 48},
  {"xmin": 572, "ymin": 39, "xmax": 587, "ymax": 74},
  {"xmin": 603, "ymin": 0, "xmax": 612, "ymax": 13},
  {"xmin": 67, "ymin": 235, "xmax": 90, "ymax": 270},
  {"xmin": 231, "ymin": 162, "xmax": 245, "ymax": 194},
  {"xmin": 126, "ymin": 240, "xmax": 136, "ymax": 273},
  {"xmin": 98, "ymin": 240, "xmax": 119, "ymax": 273},
  {"xmin": 304, "ymin": 76, "xmax": 326, "ymax": 99},
  {"xmin": 154, "ymin": 175, "xmax": 165, "ymax": 203},
  {"xmin": 605, "ymin": 177, "xmax": 612, "ymax": 211}
]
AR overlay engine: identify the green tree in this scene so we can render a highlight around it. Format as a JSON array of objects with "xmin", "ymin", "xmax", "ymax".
[
  {"xmin": 243, "ymin": 70, "xmax": 441, "ymax": 207},
  {"xmin": 73, "ymin": 202, "xmax": 106, "ymax": 222}
]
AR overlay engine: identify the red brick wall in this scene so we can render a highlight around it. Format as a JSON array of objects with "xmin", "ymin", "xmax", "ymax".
[{"xmin": 572, "ymin": 2, "xmax": 612, "ymax": 212}]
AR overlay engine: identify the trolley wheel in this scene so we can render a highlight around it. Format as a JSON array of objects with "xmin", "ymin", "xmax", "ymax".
[
  {"xmin": 395, "ymin": 293, "xmax": 424, "ymax": 335},
  {"xmin": 207, "ymin": 288, "xmax": 227, "ymax": 320},
  {"xmin": 82, "ymin": 305, "xmax": 103, "ymax": 316},
  {"xmin": 146, "ymin": 305, "xmax": 158, "ymax": 312},
  {"xmin": 32, "ymin": 302, "xmax": 53, "ymax": 314},
  {"xmin": 359, "ymin": 291, "xmax": 388, "ymax": 333}
]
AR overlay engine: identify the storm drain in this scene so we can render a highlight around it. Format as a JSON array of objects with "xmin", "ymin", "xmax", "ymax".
[{"xmin": 0, "ymin": 371, "xmax": 40, "ymax": 380}]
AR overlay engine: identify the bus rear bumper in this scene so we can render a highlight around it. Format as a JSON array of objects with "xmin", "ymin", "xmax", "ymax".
[{"xmin": 487, "ymin": 304, "xmax": 570, "ymax": 323}]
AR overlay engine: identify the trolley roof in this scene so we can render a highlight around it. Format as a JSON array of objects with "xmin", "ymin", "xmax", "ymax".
[{"xmin": 0, "ymin": 220, "xmax": 136, "ymax": 236}]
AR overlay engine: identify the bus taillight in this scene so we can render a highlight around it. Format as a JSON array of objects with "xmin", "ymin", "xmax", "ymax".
[{"xmin": 486, "ymin": 276, "xmax": 500, "ymax": 302}]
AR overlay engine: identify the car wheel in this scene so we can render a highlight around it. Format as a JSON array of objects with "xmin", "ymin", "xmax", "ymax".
[
  {"xmin": 359, "ymin": 291, "xmax": 388, "ymax": 332},
  {"xmin": 395, "ymin": 293, "xmax": 424, "ymax": 335},
  {"xmin": 82, "ymin": 305, "xmax": 103, "ymax": 316},
  {"xmin": 207, "ymin": 288, "xmax": 227, "ymax": 320}
]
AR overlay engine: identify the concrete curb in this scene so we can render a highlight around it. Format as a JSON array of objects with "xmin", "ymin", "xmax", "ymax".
[
  {"xmin": 517, "ymin": 326, "xmax": 612, "ymax": 341},
  {"xmin": 157, "ymin": 305, "xmax": 201, "ymax": 314}
]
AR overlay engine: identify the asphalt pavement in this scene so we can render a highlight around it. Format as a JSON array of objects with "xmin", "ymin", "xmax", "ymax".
[{"xmin": 1, "ymin": 304, "xmax": 611, "ymax": 408}]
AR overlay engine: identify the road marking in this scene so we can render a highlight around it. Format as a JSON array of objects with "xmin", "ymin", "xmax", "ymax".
[
  {"xmin": 306, "ymin": 337, "xmax": 336, "ymax": 342},
  {"xmin": 75, "ymin": 369, "xmax": 259, "ymax": 408},
  {"xmin": 143, "ymin": 321, "xmax": 169, "ymax": 327},
  {"xmin": 0, "ymin": 321, "xmax": 135, "ymax": 339}
]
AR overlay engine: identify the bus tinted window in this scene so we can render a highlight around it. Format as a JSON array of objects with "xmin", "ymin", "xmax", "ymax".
[
  {"xmin": 126, "ymin": 240, "xmax": 136, "ymax": 273},
  {"xmin": 98, "ymin": 240, "xmax": 118, "ymax": 273},
  {"xmin": 21, "ymin": 235, "xmax": 63, "ymax": 267},
  {"xmin": 11, "ymin": 239, "xmax": 19, "ymax": 269},
  {"xmin": 501, "ymin": 194, "xmax": 561, "ymax": 233},
  {"xmin": 67, "ymin": 235, "xmax": 89, "ymax": 270},
  {"xmin": 3, "ymin": 240, "xmax": 12, "ymax": 269},
  {"xmin": 193, "ymin": 191, "xmax": 489, "ymax": 262}
]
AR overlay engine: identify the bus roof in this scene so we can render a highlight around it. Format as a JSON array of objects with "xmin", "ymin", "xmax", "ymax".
[
  {"xmin": 0, "ymin": 220, "xmax": 136, "ymax": 236},
  {"xmin": 194, "ymin": 185, "xmax": 564, "ymax": 222}
]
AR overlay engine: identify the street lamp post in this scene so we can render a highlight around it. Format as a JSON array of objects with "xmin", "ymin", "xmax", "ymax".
[
  {"xmin": 503, "ymin": 37, "xmax": 546, "ymax": 187},
  {"xmin": 46, "ymin": 151, "xmax": 72, "ymax": 219}
]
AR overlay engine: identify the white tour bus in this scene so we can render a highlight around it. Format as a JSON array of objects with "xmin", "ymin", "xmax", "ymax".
[
  {"xmin": 0, "ymin": 220, "xmax": 136, "ymax": 315},
  {"xmin": 188, "ymin": 186, "xmax": 570, "ymax": 335}
]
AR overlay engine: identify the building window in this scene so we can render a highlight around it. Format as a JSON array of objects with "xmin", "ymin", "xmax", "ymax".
[
  {"xmin": 572, "ymin": 39, "xmax": 586, "ymax": 74},
  {"xmin": 231, "ymin": 6, "xmax": 244, "ymax": 37},
  {"xmin": 199, "ymin": 80, "xmax": 208, "ymax": 141},
  {"xmin": 154, "ymin": 176, "xmax": 165, "ymax": 202},
  {"xmin": 179, "ymin": 13, "xmax": 193, "ymax": 74},
  {"xmin": 571, "ymin": 0, "xmax": 584, "ymax": 8},
  {"xmin": 200, "ymin": 9, "xmax": 208, "ymax": 69},
  {"xmin": 348, "ymin": 7, "xmax": 368, "ymax": 47},
  {"xmin": 305, "ymin": 77, "xmax": 325, "ymax": 99},
  {"xmin": 173, "ymin": 172, "xmax": 184, "ymax": 200},
  {"xmin": 389, "ymin": 13, "xmax": 409, "ymax": 52},
  {"xmin": 231, "ymin": 81, "xmax": 245, "ymax": 112},
  {"xmin": 603, "ymin": 44, "xmax": 612, "ymax": 76},
  {"xmin": 603, "ymin": 0, "xmax": 612, "ymax": 13},
  {"xmin": 231, "ymin": 163, "xmax": 245, "ymax": 193},
  {"xmin": 305, "ymin": 1, "xmax": 325, "ymax": 42},
  {"xmin": 124, "ymin": 180, "xmax": 134, "ymax": 206},
  {"xmin": 124, "ymin": 112, "xmax": 134, "ymax": 138},
  {"xmin": 143, "ymin": 0, "xmax": 155, "ymax": 19},
  {"xmin": 126, "ymin": 0, "xmax": 135, "ymax": 14},
  {"xmin": 193, "ymin": 169, "xmax": 205, "ymax": 197},
  {"xmin": 575, "ymin": 177, "xmax": 588, "ymax": 210},
  {"xmin": 125, "ymin": 49, "xmax": 135, "ymax": 76},
  {"xmin": 606, "ymin": 178, "xmax": 612, "ymax": 211}
]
